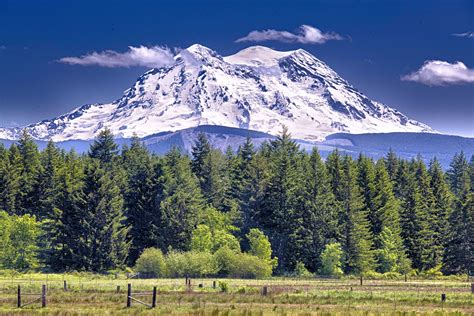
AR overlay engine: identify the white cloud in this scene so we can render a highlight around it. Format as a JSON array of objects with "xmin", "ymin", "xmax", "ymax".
[
  {"xmin": 401, "ymin": 60, "xmax": 474, "ymax": 86},
  {"xmin": 59, "ymin": 45, "xmax": 175, "ymax": 68},
  {"xmin": 0, "ymin": 45, "xmax": 6, "ymax": 50},
  {"xmin": 452, "ymin": 31, "xmax": 474, "ymax": 38},
  {"xmin": 236, "ymin": 25, "xmax": 343, "ymax": 44}
]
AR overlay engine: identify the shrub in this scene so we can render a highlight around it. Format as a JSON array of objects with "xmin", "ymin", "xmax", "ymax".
[
  {"xmin": 319, "ymin": 242, "xmax": 343, "ymax": 277},
  {"xmin": 165, "ymin": 250, "xmax": 218, "ymax": 277},
  {"xmin": 214, "ymin": 247, "xmax": 273, "ymax": 279},
  {"xmin": 134, "ymin": 248, "xmax": 167, "ymax": 277},
  {"xmin": 294, "ymin": 261, "xmax": 313, "ymax": 278}
]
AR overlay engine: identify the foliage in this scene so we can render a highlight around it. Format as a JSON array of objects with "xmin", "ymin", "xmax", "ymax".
[
  {"xmin": 165, "ymin": 250, "xmax": 218, "ymax": 277},
  {"xmin": 319, "ymin": 243, "xmax": 343, "ymax": 277},
  {"xmin": 0, "ymin": 129, "xmax": 471, "ymax": 276},
  {"xmin": 134, "ymin": 248, "xmax": 167, "ymax": 277},
  {"xmin": 0, "ymin": 211, "xmax": 40, "ymax": 270}
]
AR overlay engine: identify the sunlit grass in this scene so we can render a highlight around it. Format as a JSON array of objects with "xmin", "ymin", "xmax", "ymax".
[{"xmin": 0, "ymin": 274, "xmax": 472, "ymax": 315}]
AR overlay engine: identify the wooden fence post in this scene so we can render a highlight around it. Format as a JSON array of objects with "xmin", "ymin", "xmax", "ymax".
[
  {"xmin": 152, "ymin": 286, "xmax": 157, "ymax": 308},
  {"xmin": 116, "ymin": 285, "xmax": 121, "ymax": 293},
  {"xmin": 471, "ymin": 283, "xmax": 474, "ymax": 294},
  {"xmin": 63, "ymin": 280, "xmax": 67, "ymax": 291},
  {"xmin": 360, "ymin": 275, "xmax": 363, "ymax": 286},
  {"xmin": 127, "ymin": 283, "xmax": 131, "ymax": 308},
  {"xmin": 262, "ymin": 286, "xmax": 268, "ymax": 296},
  {"xmin": 41, "ymin": 284, "xmax": 46, "ymax": 308},
  {"xmin": 213, "ymin": 281, "xmax": 216, "ymax": 289},
  {"xmin": 17, "ymin": 285, "xmax": 21, "ymax": 308}
]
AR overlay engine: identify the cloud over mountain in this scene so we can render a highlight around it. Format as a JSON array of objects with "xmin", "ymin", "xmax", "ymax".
[
  {"xmin": 236, "ymin": 25, "xmax": 343, "ymax": 44},
  {"xmin": 402, "ymin": 60, "xmax": 474, "ymax": 86},
  {"xmin": 59, "ymin": 46, "xmax": 175, "ymax": 68}
]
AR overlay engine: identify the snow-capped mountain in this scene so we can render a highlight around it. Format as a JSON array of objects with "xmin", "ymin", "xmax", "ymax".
[{"xmin": 0, "ymin": 44, "xmax": 433, "ymax": 142}]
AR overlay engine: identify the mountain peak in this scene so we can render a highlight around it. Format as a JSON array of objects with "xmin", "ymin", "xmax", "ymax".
[
  {"xmin": 0, "ymin": 44, "xmax": 433, "ymax": 142},
  {"xmin": 181, "ymin": 44, "xmax": 221, "ymax": 63},
  {"xmin": 224, "ymin": 46, "xmax": 294, "ymax": 67}
]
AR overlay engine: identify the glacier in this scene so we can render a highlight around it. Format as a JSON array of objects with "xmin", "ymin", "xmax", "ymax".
[{"xmin": 0, "ymin": 44, "xmax": 433, "ymax": 142}]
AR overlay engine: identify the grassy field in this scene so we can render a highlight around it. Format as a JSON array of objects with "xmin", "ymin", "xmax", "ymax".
[{"xmin": 0, "ymin": 274, "xmax": 472, "ymax": 315}]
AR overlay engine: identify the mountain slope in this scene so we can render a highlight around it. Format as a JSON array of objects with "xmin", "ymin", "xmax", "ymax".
[{"xmin": 0, "ymin": 44, "xmax": 433, "ymax": 141}]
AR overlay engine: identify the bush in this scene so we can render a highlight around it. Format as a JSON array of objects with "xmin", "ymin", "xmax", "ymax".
[
  {"xmin": 134, "ymin": 248, "xmax": 167, "ymax": 277},
  {"xmin": 165, "ymin": 250, "xmax": 218, "ymax": 277},
  {"xmin": 294, "ymin": 261, "xmax": 313, "ymax": 278},
  {"xmin": 214, "ymin": 247, "xmax": 272, "ymax": 279}
]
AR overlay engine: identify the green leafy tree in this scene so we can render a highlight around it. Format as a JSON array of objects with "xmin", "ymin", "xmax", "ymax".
[
  {"xmin": 319, "ymin": 242, "xmax": 343, "ymax": 277},
  {"xmin": 0, "ymin": 211, "xmax": 40, "ymax": 270},
  {"xmin": 247, "ymin": 228, "xmax": 277, "ymax": 270},
  {"xmin": 190, "ymin": 225, "xmax": 213, "ymax": 252}
]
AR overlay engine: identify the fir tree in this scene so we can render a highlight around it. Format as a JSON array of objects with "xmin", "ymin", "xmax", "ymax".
[
  {"xmin": 443, "ymin": 152, "xmax": 473, "ymax": 274},
  {"xmin": 298, "ymin": 148, "xmax": 338, "ymax": 272},
  {"xmin": 122, "ymin": 137, "xmax": 163, "ymax": 264},
  {"xmin": 81, "ymin": 158, "xmax": 129, "ymax": 271},
  {"xmin": 428, "ymin": 158, "xmax": 452, "ymax": 269},
  {"xmin": 16, "ymin": 130, "xmax": 40, "ymax": 215},
  {"xmin": 34, "ymin": 141, "xmax": 62, "ymax": 219},
  {"xmin": 88, "ymin": 128, "xmax": 119, "ymax": 166},
  {"xmin": 339, "ymin": 156, "xmax": 374, "ymax": 274},
  {"xmin": 158, "ymin": 148, "xmax": 204, "ymax": 251}
]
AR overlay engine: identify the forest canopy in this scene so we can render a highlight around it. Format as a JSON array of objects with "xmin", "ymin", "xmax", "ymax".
[{"xmin": 0, "ymin": 128, "xmax": 472, "ymax": 277}]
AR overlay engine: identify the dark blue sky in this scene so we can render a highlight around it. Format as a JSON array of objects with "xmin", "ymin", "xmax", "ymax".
[{"xmin": 0, "ymin": 0, "xmax": 473, "ymax": 136}]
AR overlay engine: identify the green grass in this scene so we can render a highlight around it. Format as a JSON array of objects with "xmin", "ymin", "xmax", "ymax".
[{"xmin": 0, "ymin": 274, "xmax": 472, "ymax": 315}]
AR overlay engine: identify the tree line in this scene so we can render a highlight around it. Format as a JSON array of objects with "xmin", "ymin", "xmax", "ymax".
[{"xmin": 0, "ymin": 128, "xmax": 472, "ymax": 277}]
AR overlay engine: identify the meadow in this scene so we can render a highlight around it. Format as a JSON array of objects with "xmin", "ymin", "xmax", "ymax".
[{"xmin": 0, "ymin": 274, "xmax": 472, "ymax": 315}]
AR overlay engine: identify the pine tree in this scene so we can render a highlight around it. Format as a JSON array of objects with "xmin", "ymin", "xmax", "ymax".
[
  {"xmin": 231, "ymin": 138, "xmax": 257, "ymax": 236},
  {"xmin": 428, "ymin": 158, "xmax": 452, "ymax": 269},
  {"xmin": 255, "ymin": 126, "xmax": 302, "ymax": 271},
  {"xmin": 34, "ymin": 141, "xmax": 63, "ymax": 219},
  {"xmin": 326, "ymin": 149, "xmax": 344, "ymax": 201},
  {"xmin": 397, "ymin": 159, "xmax": 428, "ymax": 270},
  {"xmin": 88, "ymin": 128, "xmax": 119, "ymax": 166},
  {"xmin": 39, "ymin": 150, "xmax": 87, "ymax": 271},
  {"xmin": 385, "ymin": 149, "xmax": 399, "ymax": 182},
  {"xmin": 16, "ymin": 130, "xmax": 40, "ymax": 215},
  {"xmin": 443, "ymin": 152, "xmax": 473, "ymax": 274},
  {"xmin": 158, "ymin": 148, "xmax": 204, "ymax": 251},
  {"xmin": 357, "ymin": 156, "xmax": 377, "ymax": 241},
  {"xmin": 1, "ymin": 145, "xmax": 23, "ymax": 214},
  {"xmin": 191, "ymin": 132, "xmax": 211, "ymax": 181},
  {"xmin": 372, "ymin": 160, "xmax": 403, "ymax": 243},
  {"xmin": 372, "ymin": 159, "xmax": 409, "ymax": 272},
  {"xmin": 122, "ymin": 137, "xmax": 163, "ymax": 264},
  {"xmin": 298, "ymin": 148, "xmax": 338, "ymax": 272},
  {"xmin": 81, "ymin": 158, "xmax": 129, "ymax": 271},
  {"xmin": 338, "ymin": 156, "xmax": 375, "ymax": 274}
]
